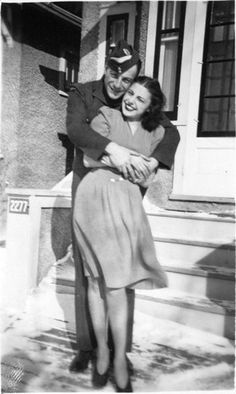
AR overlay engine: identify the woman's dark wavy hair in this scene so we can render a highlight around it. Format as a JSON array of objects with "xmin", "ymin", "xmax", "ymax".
[{"xmin": 135, "ymin": 76, "xmax": 166, "ymax": 132}]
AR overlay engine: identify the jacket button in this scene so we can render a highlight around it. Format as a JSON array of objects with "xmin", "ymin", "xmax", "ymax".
[{"xmin": 86, "ymin": 118, "xmax": 90, "ymax": 123}]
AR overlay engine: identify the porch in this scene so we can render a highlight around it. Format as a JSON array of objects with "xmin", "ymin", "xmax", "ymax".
[{"xmin": 1, "ymin": 241, "xmax": 235, "ymax": 392}]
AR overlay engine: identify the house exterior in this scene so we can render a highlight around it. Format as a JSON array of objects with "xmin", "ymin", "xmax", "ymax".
[
  {"xmin": 1, "ymin": 2, "xmax": 235, "ymax": 338},
  {"xmin": 1, "ymin": 1, "xmax": 235, "ymax": 227}
]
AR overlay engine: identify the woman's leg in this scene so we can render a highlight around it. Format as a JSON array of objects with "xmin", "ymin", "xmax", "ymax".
[
  {"xmin": 106, "ymin": 288, "xmax": 129, "ymax": 388},
  {"xmin": 87, "ymin": 278, "xmax": 110, "ymax": 374}
]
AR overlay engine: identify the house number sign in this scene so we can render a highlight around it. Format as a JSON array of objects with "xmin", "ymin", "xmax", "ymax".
[{"xmin": 9, "ymin": 198, "xmax": 29, "ymax": 214}]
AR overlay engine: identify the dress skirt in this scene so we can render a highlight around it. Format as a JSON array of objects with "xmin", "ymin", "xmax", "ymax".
[{"xmin": 73, "ymin": 167, "xmax": 167, "ymax": 290}]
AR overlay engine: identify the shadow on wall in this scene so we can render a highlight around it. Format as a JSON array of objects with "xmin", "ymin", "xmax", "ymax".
[
  {"xmin": 169, "ymin": 242, "xmax": 235, "ymax": 339},
  {"xmin": 34, "ymin": 195, "xmax": 76, "ymax": 348},
  {"xmin": 1, "ymin": 3, "xmax": 81, "ymax": 57},
  {"xmin": 2, "ymin": 2, "xmax": 140, "ymax": 71},
  {"xmin": 37, "ymin": 201, "xmax": 72, "ymax": 285},
  {"xmin": 51, "ymin": 202, "xmax": 72, "ymax": 263},
  {"xmin": 195, "ymin": 242, "xmax": 235, "ymax": 340},
  {"xmin": 39, "ymin": 65, "xmax": 60, "ymax": 90},
  {"xmin": 194, "ymin": 242, "xmax": 235, "ymax": 299}
]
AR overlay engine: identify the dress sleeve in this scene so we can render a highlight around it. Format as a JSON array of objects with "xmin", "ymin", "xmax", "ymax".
[
  {"xmin": 150, "ymin": 125, "xmax": 165, "ymax": 152},
  {"xmin": 150, "ymin": 113, "xmax": 180, "ymax": 169},
  {"xmin": 90, "ymin": 107, "xmax": 112, "ymax": 138}
]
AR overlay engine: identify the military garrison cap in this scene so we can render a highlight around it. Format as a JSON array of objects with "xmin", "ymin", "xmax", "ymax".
[{"xmin": 107, "ymin": 40, "xmax": 141, "ymax": 74}]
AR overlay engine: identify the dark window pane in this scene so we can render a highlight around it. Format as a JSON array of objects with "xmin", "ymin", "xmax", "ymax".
[
  {"xmin": 155, "ymin": 2, "xmax": 186, "ymax": 120},
  {"xmin": 110, "ymin": 20, "xmax": 126, "ymax": 46},
  {"xmin": 205, "ymin": 61, "xmax": 235, "ymax": 96},
  {"xmin": 160, "ymin": 33, "xmax": 179, "ymax": 111},
  {"xmin": 163, "ymin": 1, "xmax": 181, "ymax": 29},
  {"xmin": 198, "ymin": 2, "xmax": 235, "ymax": 136},
  {"xmin": 211, "ymin": 1, "xmax": 234, "ymax": 24},
  {"xmin": 207, "ymin": 24, "xmax": 234, "ymax": 61},
  {"xmin": 201, "ymin": 97, "xmax": 235, "ymax": 132},
  {"xmin": 163, "ymin": 1, "xmax": 174, "ymax": 29},
  {"xmin": 175, "ymin": 1, "xmax": 181, "ymax": 28},
  {"xmin": 106, "ymin": 14, "xmax": 128, "ymax": 57}
]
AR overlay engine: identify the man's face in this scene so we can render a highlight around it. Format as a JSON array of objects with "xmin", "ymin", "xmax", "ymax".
[{"xmin": 104, "ymin": 64, "xmax": 138, "ymax": 100}]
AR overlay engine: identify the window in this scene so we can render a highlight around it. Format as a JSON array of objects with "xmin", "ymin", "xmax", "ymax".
[
  {"xmin": 198, "ymin": 1, "xmax": 235, "ymax": 137},
  {"xmin": 154, "ymin": 1, "xmax": 186, "ymax": 120},
  {"xmin": 106, "ymin": 14, "xmax": 129, "ymax": 57},
  {"xmin": 59, "ymin": 51, "xmax": 80, "ymax": 93}
]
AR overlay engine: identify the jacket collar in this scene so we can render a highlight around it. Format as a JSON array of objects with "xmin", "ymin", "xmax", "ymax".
[{"xmin": 92, "ymin": 78, "xmax": 107, "ymax": 103}]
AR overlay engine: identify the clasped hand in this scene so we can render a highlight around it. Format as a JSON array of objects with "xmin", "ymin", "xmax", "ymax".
[
  {"xmin": 103, "ymin": 142, "xmax": 158, "ymax": 186},
  {"xmin": 127, "ymin": 153, "xmax": 158, "ymax": 186}
]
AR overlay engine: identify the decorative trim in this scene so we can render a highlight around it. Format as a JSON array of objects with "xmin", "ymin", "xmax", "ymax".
[
  {"xmin": 169, "ymin": 193, "xmax": 235, "ymax": 204},
  {"xmin": 58, "ymin": 90, "xmax": 68, "ymax": 98},
  {"xmin": 145, "ymin": 1, "xmax": 158, "ymax": 76},
  {"xmin": 5, "ymin": 188, "xmax": 71, "ymax": 198},
  {"xmin": 36, "ymin": 3, "xmax": 82, "ymax": 28},
  {"xmin": 153, "ymin": 236, "xmax": 235, "ymax": 250}
]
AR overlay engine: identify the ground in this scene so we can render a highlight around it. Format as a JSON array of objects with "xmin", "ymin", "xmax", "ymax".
[{"xmin": 0, "ymin": 246, "xmax": 235, "ymax": 393}]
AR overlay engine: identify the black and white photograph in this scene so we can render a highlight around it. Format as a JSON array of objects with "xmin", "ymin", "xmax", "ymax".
[{"xmin": 0, "ymin": 0, "xmax": 235, "ymax": 392}]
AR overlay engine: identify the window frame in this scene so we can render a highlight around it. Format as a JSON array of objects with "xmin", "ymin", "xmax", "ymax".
[
  {"xmin": 197, "ymin": 1, "xmax": 235, "ymax": 137},
  {"xmin": 153, "ymin": 1, "xmax": 186, "ymax": 120},
  {"xmin": 58, "ymin": 50, "xmax": 80, "ymax": 95}
]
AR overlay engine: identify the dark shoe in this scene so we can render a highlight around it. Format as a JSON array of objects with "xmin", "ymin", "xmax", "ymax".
[
  {"xmin": 115, "ymin": 377, "xmax": 133, "ymax": 392},
  {"xmin": 110, "ymin": 352, "xmax": 134, "ymax": 375},
  {"xmin": 69, "ymin": 350, "xmax": 92, "ymax": 373},
  {"xmin": 92, "ymin": 364, "xmax": 109, "ymax": 388}
]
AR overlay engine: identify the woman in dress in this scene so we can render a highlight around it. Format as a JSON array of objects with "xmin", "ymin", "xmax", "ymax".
[{"xmin": 73, "ymin": 76, "xmax": 168, "ymax": 392}]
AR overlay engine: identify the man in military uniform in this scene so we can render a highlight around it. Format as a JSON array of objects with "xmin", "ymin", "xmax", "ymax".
[{"xmin": 66, "ymin": 40, "xmax": 180, "ymax": 373}]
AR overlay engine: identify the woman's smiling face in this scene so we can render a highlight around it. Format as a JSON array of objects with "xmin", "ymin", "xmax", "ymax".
[{"xmin": 122, "ymin": 82, "xmax": 151, "ymax": 121}]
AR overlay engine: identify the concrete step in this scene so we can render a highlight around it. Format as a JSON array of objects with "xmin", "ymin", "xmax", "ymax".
[
  {"xmin": 163, "ymin": 263, "xmax": 235, "ymax": 301},
  {"xmin": 144, "ymin": 206, "xmax": 235, "ymax": 244},
  {"xmin": 53, "ymin": 274, "xmax": 235, "ymax": 340},
  {"xmin": 53, "ymin": 262, "xmax": 235, "ymax": 301},
  {"xmin": 135, "ymin": 288, "xmax": 235, "ymax": 340},
  {"xmin": 155, "ymin": 237, "xmax": 235, "ymax": 268}
]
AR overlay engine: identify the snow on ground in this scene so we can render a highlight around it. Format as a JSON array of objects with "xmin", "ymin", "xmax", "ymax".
[{"xmin": 1, "ymin": 246, "xmax": 235, "ymax": 392}]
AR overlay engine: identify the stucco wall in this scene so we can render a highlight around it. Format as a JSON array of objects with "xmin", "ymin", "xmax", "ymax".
[
  {"xmin": 78, "ymin": 1, "xmax": 100, "ymax": 82},
  {"xmin": 135, "ymin": 0, "xmax": 149, "ymax": 74},
  {"xmin": 38, "ymin": 208, "xmax": 72, "ymax": 284},
  {"xmin": 1, "ymin": 4, "xmax": 81, "ymax": 235},
  {"xmin": 1, "ymin": 4, "xmax": 70, "ymax": 191},
  {"xmin": 1, "ymin": 5, "xmax": 23, "ymax": 236},
  {"xmin": 16, "ymin": 43, "xmax": 67, "ymax": 189}
]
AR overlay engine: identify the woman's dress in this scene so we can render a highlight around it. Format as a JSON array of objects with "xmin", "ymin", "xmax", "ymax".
[{"xmin": 73, "ymin": 107, "xmax": 167, "ymax": 290}]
